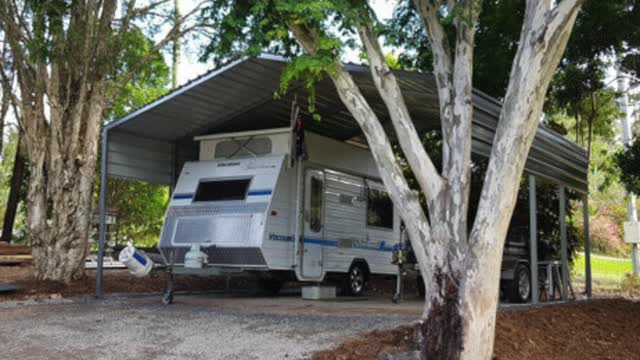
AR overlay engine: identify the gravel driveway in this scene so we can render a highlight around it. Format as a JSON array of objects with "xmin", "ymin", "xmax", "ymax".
[{"xmin": 0, "ymin": 294, "xmax": 420, "ymax": 360}]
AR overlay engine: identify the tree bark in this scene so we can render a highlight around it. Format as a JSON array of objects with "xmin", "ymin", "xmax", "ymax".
[
  {"xmin": 1, "ymin": 131, "xmax": 25, "ymax": 244},
  {"xmin": 26, "ymin": 81, "xmax": 105, "ymax": 281},
  {"xmin": 172, "ymin": 0, "xmax": 181, "ymax": 89}
]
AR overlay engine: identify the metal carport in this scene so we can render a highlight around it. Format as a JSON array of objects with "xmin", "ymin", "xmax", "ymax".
[{"xmin": 96, "ymin": 54, "xmax": 592, "ymax": 302}]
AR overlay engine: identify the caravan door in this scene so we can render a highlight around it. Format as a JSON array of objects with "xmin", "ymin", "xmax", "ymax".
[{"xmin": 302, "ymin": 169, "xmax": 325, "ymax": 278}]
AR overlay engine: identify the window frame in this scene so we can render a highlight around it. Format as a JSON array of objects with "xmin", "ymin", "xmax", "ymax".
[
  {"xmin": 192, "ymin": 177, "xmax": 252, "ymax": 203},
  {"xmin": 308, "ymin": 174, "xmax": 325, "ymax": 233},
  {"xmin": 365, "ymin": 180, "xmax": 394, "ymax": 231}
]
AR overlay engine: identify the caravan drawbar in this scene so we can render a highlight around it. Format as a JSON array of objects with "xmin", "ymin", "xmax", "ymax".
[{"xmin": 158, "ymin": 127, "xmax": 402, "ymax": 298}]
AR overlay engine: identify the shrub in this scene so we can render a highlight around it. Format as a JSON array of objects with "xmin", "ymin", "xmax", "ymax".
[
  {"xmin": 621, "ymin": 273, "xmax": 640, "ymax": 297},
  {"xmin": 588, "ymin": 215, "xmax": 627, "ymax": 256}
]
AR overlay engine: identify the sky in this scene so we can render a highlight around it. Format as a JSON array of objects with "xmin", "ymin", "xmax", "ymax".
[{"xmin": 171, "ymin": 0, "xmax": 396, "ymax": 86}]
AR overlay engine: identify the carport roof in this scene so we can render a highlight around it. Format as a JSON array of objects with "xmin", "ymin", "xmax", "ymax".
[{"xmin": 105, "ymin": 54, "xmax": 588, "ymax": 193}]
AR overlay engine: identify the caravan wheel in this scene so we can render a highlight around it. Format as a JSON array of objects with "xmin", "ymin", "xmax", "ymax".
[
  {"xmin": 506, "ymin": 264, "xmax": 531, "ymax": 303},
  {"xmin": 345, "ymin": 263, "xmax": 367, "ymax": 296}
]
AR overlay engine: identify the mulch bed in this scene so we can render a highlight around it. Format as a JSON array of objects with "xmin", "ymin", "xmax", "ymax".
[
  {"xmin": 0, "ymin": 264, "xmax": 253, "ymax": 301},
  {"xmin": 312, "ymin": 298, "xmax": 640, "ymax": 360}
]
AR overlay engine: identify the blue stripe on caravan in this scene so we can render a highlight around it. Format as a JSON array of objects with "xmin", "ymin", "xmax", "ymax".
[
  {"xmin": 303, "ymin": 237, "xmax": 338, "ymax": 247},
  {"xmin": 277, "ymin": 235, "xmax": 399, "ymax": 253},
  {"xmin": 173, "ymin": 193, "xmax": 193, "ymax": 200},
  {"xmin": 247, "ymin": 189, "xmax": 273, "ymax": 196}
]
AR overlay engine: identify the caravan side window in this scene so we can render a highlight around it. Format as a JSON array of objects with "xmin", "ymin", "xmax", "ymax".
[
  {"xmin": 309, "ymin": 177, "xmax": 323, "ymax": 232},
  {"xmin": 367, "ymin": 187, "xmax": 393, "ymax": 229},
  {"xmin": 194, "ymin": 178, "xmax": 251, "ymax": 202}
]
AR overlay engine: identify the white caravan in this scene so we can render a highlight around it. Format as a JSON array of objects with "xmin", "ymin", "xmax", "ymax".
[{"xmin": 158, "ymin": 127, "xmax": 401, "ymax": 296}]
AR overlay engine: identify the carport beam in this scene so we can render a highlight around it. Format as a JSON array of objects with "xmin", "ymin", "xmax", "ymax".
[
  {"xmin": 559, "ymin": 186, "xmax": 569, "ymax": 301},
  {"xmin": 529, "ymin": 175, "xmax": 539, "ymax": 304},
  {"xmin": 96, "ymin": 128, "xmax": 108, "ymax": 298},
  {"xmin": 583, "ymin": 194, "xmax": 592, "ymax": 298}
]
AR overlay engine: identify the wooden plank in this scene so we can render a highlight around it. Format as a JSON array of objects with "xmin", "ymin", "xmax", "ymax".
[
  {"xmin": 0, "ymin": 254, "xmax": 32, "ymax": 264},
  {"xmin": 0, "ymin": 243, "xmax": 31, "ymax": 256}
]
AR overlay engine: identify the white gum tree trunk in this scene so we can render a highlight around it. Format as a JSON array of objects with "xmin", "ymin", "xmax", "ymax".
[{"xmin": 290, "ymin": 0, "xmax": 583, "ymax": 358}]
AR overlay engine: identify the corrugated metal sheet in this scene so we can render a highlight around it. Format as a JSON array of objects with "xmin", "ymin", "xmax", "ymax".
[{"xmin": 105, "ymin": 54, "xmax": 588, "ymax": 192}]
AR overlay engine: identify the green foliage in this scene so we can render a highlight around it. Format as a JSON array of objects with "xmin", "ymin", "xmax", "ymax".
[
  {"xmin": 108, "ymin": 29, "xmax": 171, "ymax": 120},
  {"xmin": 201, "ymin": 0, "xmax": 369, "ymax": 113},
  {"xmin": 564, "ymin": 1, "xmax": 640, "ymax": 73},
  {"xmin": 386, "ymin": 0, "xmax": 639, "ymax": 103},
  {"xmin": 545, "ymin": 88, "xmax": 620, "ymax": 149},
  {"xmin": 0, "ymin": 128, "xmax": 28, "ymax": 243},
  {"xmin": 385, "ymin": 0, "xmax": 526, "ymax": 98},
  {"xmin": 617, "ymin": 136, "xmax": 640, "ymax": 195},
  {"xmin": 105, "ymin": 178, "xmax": 169, "ymax": 247},
  {"xmin": 590, "ymin": 139, "xmax": 623, "ymax": 193}
]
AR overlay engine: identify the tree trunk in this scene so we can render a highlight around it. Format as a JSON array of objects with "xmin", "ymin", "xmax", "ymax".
[
  {"xmin": 0, "ymin": 0, "xmax": 191, "ymax": 284},
  {"xmin": 27, "ymin": 95, "xmax": 104, "ymax": 283},
  {"xmin": 1, "ymin": 132, "xmax": 25, "ymax": 243},
  {"xmin": 288, "ymin": 1, "xmax": 582, "ymax": 359},
  {"xmin": 586, "ymin": 92, "xmax": 596, "ymax": 164},
  {"xmin": 172, "ymin": 0, "xmax": 181, "ymax": 89}
]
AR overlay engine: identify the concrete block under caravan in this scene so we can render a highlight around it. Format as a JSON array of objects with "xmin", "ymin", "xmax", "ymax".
[{"xmin": 302, "ymin": 286, "xmax": 337, "ymax": 300}]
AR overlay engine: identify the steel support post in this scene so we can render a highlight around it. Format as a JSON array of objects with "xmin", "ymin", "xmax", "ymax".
[
  {"xmin": 583, "ymin": 194, "xmax": 592, "ymax": 298},
  {"xmin": 529, "ymin": 175, "xmax": 539, "ymax": 304},
  {"xmin": 559, "ymin": 186, "xmax": 569, "ymax": 301},
  {"xmin": 96, "ymin": 128, "xmax": 109, "ymax": 298}
]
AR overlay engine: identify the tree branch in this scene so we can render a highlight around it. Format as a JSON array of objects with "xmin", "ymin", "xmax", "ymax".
[
  {"xmin": 288, "ymin": 22, "xmax": 449, "ymax": 311},
  {"xmin": 412, "ymin": 0, "xmax": 454, "ymax": 124},
  {"xmin": 357, "ymin": 21, "xmax": 444, "ymax": 208},
  {"xmin": 108, "ymin": 1, "xmax": 207, "ymax": 100}
]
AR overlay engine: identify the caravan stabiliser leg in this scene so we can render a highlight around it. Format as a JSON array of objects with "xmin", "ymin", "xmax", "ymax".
[
  {"xmin": 392, "ymin": 271, "xmax": 402, "ymax": 304},
  {"xmin": 162, "ymin": 267, "xmax": 174, "ymax": 305}
]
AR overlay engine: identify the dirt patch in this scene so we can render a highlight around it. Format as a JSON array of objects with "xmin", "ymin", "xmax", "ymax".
[
  {"xmin": 0, "ymin": 264, "xmax": 253, "ymax": 301},
  {"xmin": 311, "ymin": 298, "xmax": 640, "ymax": 360}
]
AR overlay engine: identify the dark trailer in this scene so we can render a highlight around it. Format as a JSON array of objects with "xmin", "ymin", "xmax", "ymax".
[{"xmin": 96, "ymin": 54, "xmax": 592, "ymax": 304}]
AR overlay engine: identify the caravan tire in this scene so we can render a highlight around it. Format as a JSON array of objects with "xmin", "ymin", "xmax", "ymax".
[
  {"xmin": 345, "ymin": 262, "xmax": 367, "ymax": 296},
  {"xmin": 506, "ymin": 264, "xmax": 531, "ymax": 303}
]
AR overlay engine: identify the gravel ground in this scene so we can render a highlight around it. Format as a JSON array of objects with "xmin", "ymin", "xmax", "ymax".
[{"xmin": 0, "ymin": 294, "xmax": 419, "ymax": 360}]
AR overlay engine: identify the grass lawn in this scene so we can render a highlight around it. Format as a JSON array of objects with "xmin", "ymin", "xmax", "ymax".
[{"xmin": 573, "ymin": 253, "xmax": 632, "ymax": 282}]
